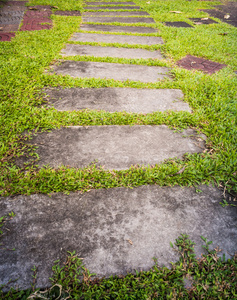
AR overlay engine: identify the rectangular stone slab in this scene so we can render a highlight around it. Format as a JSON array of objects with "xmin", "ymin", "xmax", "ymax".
[
  {"xmin": 85, "ymin": 2, "xmax": 136, "ymax": 5},
  {"xmin": 83, "ymin": 17, "xmax": 155, "ymax": 23},
  {"xmin": 52, "ymin": 61, "xmax": 170, "ymax": 83},
  {"xmin": 80, "ymin": 24, "xmax": 157, "ymax": 33},
  {"xmin": 23, "ymin": 126, "xmax": 205, "ymax": 169},
  {"xmin": 46, "ymin": 88, "xmax": 191, "ymax": 113},
  {"xmin": 84, "ymin": 6, "xmax": 141, "ymax": 10},
  {"xmin": 61, "ymin": 44, "xmax": 163, "ymax": 59},
  {"xmin": 1, "ymin": 185, "xmax": 236, "ymax": 290},
  {"xmin": 71, "ymin": 32, "xmax": 163, "ymax": 45},
  {"xmin": 83, "ymin": 11, "xmax": 150, "ymax": 16}
]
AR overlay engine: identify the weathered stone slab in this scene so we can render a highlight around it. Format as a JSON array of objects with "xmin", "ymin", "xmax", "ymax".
[
  {"xmin": 61, "ymin": 44, "xmax": 163, "ymax": 59},
  {"xmin": 53, "ymin": 61, "xmax": 170, "ymax": 83},
  {"xmin": 80, "ymin": 24, "xmax": 157, "ymax": 33},
  {"xmin": 83, "ymin": 16, "xmax": 155, "ymax": 23},
  {"xmin": 0, "ymin": 185, "xmax": 236, "ymax": 289},
  {"xmin": 165, "ymin": 22, "xmax": 193, "ymax": 28},
  {"xmin": 46, "ymin": 88, "xmax": 191, "ymax": 113},
  {"xmin": 71, "ymin": 32, "xmax": 163, "ymax": 45},
  {"xmin": 84, "ymin": 6, "xmax": 140, "ymax": 10},
  {"xmin": 83, "ymin": 11, "xmax": 150, "ymax": 16},
  {"xmin": 86, "ymin": 2, "xmax": 136, "ymax": 5},
  {"xmin": 22, "ymin": 126, "xmax": 205, "ymax": 169}
]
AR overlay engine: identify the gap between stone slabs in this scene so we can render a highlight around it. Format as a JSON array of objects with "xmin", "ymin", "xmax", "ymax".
[
  {"xmin": 61, "ymin": 44, "xmax": 164, "ymax": 60},
  {"xmin": 70, "ymin": 32, "xmax": 163, "ymax": 45},
  {"xmin": 52, "ymin": 61, "xmax": 170, "ymax": 83},
  {"xmin": 83, "ymin": 17, "xmax": 155, "ymax": 23},
  {"xmin": 19, "ymin": 126, "xmax": 205, "ymax": 170},
  {"xmin": 80, "ymin": 24, "xmax": 157, "ymax": 33},
  {"xmin": 0, "ymin": 185, "xmax": 236, "ymax": 290},
  {"xmin": 45, "ymin": 88, "xmax": 190, "ymax": 113}
]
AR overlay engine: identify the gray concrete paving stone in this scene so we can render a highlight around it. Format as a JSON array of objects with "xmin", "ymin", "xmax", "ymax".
[
  {"xmin": 71, "ymin": 32, "xmax": 163, "ymax": 45},
  {"xmin": 61, "ymin": 44, "xmax": 164, "ymax": 59},
  {"xmin": 45, "ymin": 87, "xmax": 191, "ymax": 113},
  {"xmin": 83, "ymin": 16, "xmax": 155, "ymax": 23},
  {"xmin": 80, "ymin": 24, "xmax": 157, "ymax": 33},
  {"xmin": 19, "ymin": 125, "xmax": 205, "ymax": 169},
  {"xmin": 84, "ymin": 6, "xmax": 140, "ymax": 10},
  {"xmin": 0, "ymin": 185, "xmax": 236, "ymax": 289},
  {"xmin": 83, "ymin": 11, "xmax": 150, "ymax": 16},
  {"xmin": 52, "ymin": 61, "xmax": 169, "ymax": 82}
]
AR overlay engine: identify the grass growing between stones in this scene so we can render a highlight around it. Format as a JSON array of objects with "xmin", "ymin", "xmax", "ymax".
[
  {"xmin": 0, "ymin": 0, "xmax": 236, "ymax": 199},
  {"xmin": 1, "ymin": 234, "xmax": 236, "ymax": 299}
]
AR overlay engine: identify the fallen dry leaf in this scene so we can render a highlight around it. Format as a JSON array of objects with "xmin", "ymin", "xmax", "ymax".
[
  {"xmin": 169, "ymin": 11, "xmax": 182, "ymax": 14},
  {"xmin": 128, "ymin": 239, "xmax": 133, "ymax": 245},
  {"xmin": 224, "ymin": 14, "xmax": 230, "ymax": 19},
  {"xmin": 218, "ymin": 32, "xmax": 228, "ymax": 35},
  {"xmin": 201, "ymin": 18, "xmax": 209, "ymax": 20},
  {"xmin": 0, "ymin": 27, "xmax": 3, "ymax": 31}
]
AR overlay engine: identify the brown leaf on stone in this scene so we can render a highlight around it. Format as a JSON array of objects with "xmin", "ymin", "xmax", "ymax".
[
  {"xmin": 169, "ymin": 11, "xmax": 182, "ymax": 14},
  {"xmin": 224, "ymin": 14, "xmax": 230, "ymax": 19},
  {"xmin": 128, "ymin": 239, "xmax": 133, "ymax": 245}
]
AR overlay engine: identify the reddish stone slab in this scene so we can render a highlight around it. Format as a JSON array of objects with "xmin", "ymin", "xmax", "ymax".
[
  {"xmin": 0, "ymin": 32, "xmax": 15, "ymax": 41},
  {"xmin": 20, "ymin": 18, "xmax": 52, "ymax": 31},
  {"xmin": 5, "ymin": 1, "xmax": 27, "ymax": 6},
  {"xmin": 54, "ymin": 10, "xmax": 81, "ymax": 16},
  {"xmin": 24, "ymin": 10, "xmax": 51, "ymax": 18},
  {"xmin": 177, "ymin": 55, "xmax": 226, "ymax": 74}
]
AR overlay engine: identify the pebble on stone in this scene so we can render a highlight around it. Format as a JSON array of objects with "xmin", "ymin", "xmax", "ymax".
[
  {"xmin": 165, "ymin": 22, "xmax": 193, "ymax": 28},
  {"xmin": 52, "ymin": 61, "xmax": 170, "ymax": 83},
  {"xmin": 19, "ymin": 125, "xmax": 206, "ymax": 170},
  {"xmin": 61, "ymin": 44, "xmax": 164, "ymax": 60},
  {"xmin": 83, "ymin": 16, "xmax": 155, "ymax": 23},
  {"xmin": 71, "ymin": 32, "xmax": 163, "ymax": 45},
  {"xmin": 177, "ymin": 55, "xmax": 227, "ymax": 74},
  {"xmin": 80, "ymin": 24, "xmax": 157, "ymax": 33},
  {"xmin": 45, "ymin": 88, "xmax": 191, "ymax": 113}
]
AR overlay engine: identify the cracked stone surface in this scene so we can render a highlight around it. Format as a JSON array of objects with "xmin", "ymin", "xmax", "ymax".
[
  {"xmin": 18, "ymin": 125, "xmax": 205, "ymax": 170},
  {"xmin": 0, "ymin": 185, "xmax": 236, "ymax": 290},
  {"xmin": 61, "ymin": 44, "xmax": 164, "ymax": 59},
  {"xmin": 83, "ymin": 16, "xmax": 155, "ymax": 23},
  {"xmin": 177, "ymin": 55, "xmax": 227, "ymax": 74},
  {"xmin": 80, "ymin": 24, "xmax": 157, "ymax": 33},
  {"xmin": 45, "ymin": 88, "xmax": 190, "ymax": 113},
  {"xmin": 52, "ymin": 61, "xmax": 170, "ymax": 82},
  {"xmin": 71, "ymin": 32, "xmax": 163, "ymax": 44}
]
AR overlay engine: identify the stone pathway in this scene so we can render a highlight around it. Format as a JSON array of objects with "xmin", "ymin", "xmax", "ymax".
[{"xmin": 0, "ymin": 0, "xmax": 236, "ymax": 290}]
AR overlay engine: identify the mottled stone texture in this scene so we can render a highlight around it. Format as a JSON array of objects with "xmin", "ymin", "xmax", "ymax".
[
  {"xmin": 80, "ymin": 24, "xmax": 157, "ymax": 33},
  {"xmin": 0, "ymin": 185, "xmax": 236, "ymax": 289},
  {"xmin": 18, "ymin": 125, "xmax": 205, "ymax": 170}
]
